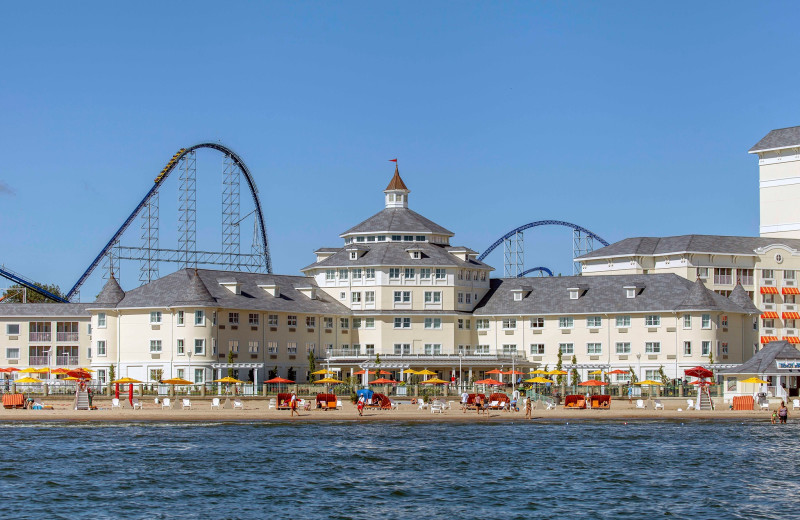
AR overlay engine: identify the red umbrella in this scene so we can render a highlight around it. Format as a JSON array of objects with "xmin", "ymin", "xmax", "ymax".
[
  {"xmin": 684, "ymin": 366, "xmax": 713, "ymax": 378},
  {"xmin": 578, "ymin": 379, "xmax": 608, "ymax": 386},
  {"xmin": 66, "ymin": 369, "xmax": 92, "ymax": 380},
  {"xmin": 353, "ymin": 370, "xmax": 376, "ymax": 375},
  {"xmin": 264, "ymin": 377, "xmax": 295, "ymax": 384},
  {"xmin": 502, "ymin": 370, "xmax": 524, "ymax": 375},
  {"xmin": 378, "ymin": 370, "xmax": 393, "ymax": 375},
  {"xmin": 475, "ymin": 378, "xmax": 504, "ymax": 386},
  {"xmin": 369, "ymin": 378, "xmax": 397, "ymax": 384},
  {"xmin": 607, "ymin": 369, "xmax": 629, "ymax": 375},
  {"xmin": 485, "ymin": 369, "xmax": 504, "ymax": 375}
]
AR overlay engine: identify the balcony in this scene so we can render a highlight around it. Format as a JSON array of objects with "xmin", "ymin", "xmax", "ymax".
[
  {"xmin": 29, "ymin": 355, "xmax": 50, "ymax": 366},
  {"xmin": 29, "ymin": 332, "xmax": 51, "ymax": 342},
  {"xmin": 56, "ymin": 332, "xmax": 79, "ymax": 342},
  {"xmin": 56, "ymin": 355, "xmax": 79, "ymax": 366}
]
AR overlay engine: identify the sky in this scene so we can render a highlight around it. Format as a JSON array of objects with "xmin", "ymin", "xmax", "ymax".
[{"xmin": 2, "ymin": 2, "xmax": 800, "ymax": 301}]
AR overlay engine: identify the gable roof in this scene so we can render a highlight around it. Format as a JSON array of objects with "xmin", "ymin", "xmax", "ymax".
[
  {"xmin": 720, "ymin": 341, "xmax": 800, "ymax": 375},
  {"xmin": 341, "ymin": 207, "xmax": 454, "ymax": 237},
  {"xmin": 0, "ymin": 303, "xmax": 92, "ymax": 318},
  {"xmin": 577, "ymin": 234, "xmax": 800, "ymax": 260},
  {"xmin": 749, "ymin": 126, "xmax": 800, "ymax": 153}
]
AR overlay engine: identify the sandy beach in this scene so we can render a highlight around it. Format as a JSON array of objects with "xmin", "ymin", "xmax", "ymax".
[{"xmin": 0, "ymin": 397, "xmax": 785, "ymax": 423}]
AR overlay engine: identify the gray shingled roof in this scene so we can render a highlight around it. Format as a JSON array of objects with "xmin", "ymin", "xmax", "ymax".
[
  {"xmin": 473, "ymin": 274, "xmax": 748, "ymax": 316},
  {"xmin": 676, "ymin": 278, "xmax": 720, "ymax": 311},
  {"xmin": 341, "ymin": 207, "xmax": 454, "ymax": 236},
  {"xmin": 729, "ymin": 283, "xmax": 761, "ymax": 314},
  {"xmin": 720, "ymin": 341, "xmax": 800, "ymax": 375},
  {"xmin": 749, "ymin": 126, "xmax": 800, "ymax": 153},
  {"xmin": 577, "ymin": 234, "xmax": 800, "ymax": 260},
  {"xmin": 115, "ymin": 268, "xmax": 349, "ymax": 314},
  {"xmin": 94, "ymin": 275, "xmax": 125, "ymax": 305},
  {"xmin": 0, "ymin": 303, "xmax": 92, "ymax": 317},
  {"xmin": 301, "ymin": 242, "xmax": 493, "ymax": 271},
  {"xmin": 173, "ymin": 270, "xmax": 216, "ymax": 306}
]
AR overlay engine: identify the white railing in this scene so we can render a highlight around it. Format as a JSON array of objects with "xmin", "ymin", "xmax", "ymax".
[
  {"xmin": 29, "ymin": 355, "xmax": 50, "ymax": 366},
  {"xmin": 56, "ymin": 332, "xmax": 79, "ymax": 342},
  {"xmin": 56, "ymin": 355, "xmax": 79, "ymax": 366},
  {"xmin": 29, "ymin": 332, "xmax": 51, "ymax": 342}
]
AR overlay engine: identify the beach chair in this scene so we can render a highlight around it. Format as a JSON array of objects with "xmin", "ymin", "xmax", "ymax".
[
  {"xmin": 794, "ymin": 399, "xmax": 800, "ymax": 411},
  {"xmin": 233, "ymin": 399, "xmax": 244, "ymax": 411},
  {"xmin": 389, "ymin": 400, "xmax": 399, "ymax": 410},
  {"xmin": 654, "ymin": 400, "xmax": 664, "ymax": 411},
  {"xmin": 759, "ymin": 399, "xmax": 770, "ymax": 411},
  {"xmin": 161, "ymin": 398, "xmax": 172, "ymax": 409},
  {"xmin": 431, "ymin": 401, "xmax": 444, "ymax": 414},
  {"xmin": 132, "ymin": 398, "xmax": 143, "ymax": 410},
  {"xmin": 111, "ymin": 398, "xmax": 121, "ymax": 410},
  {"xmin": 445, "ymin": 401, "xmax": 453, "ymax": 411},
  {"xmin": 211, "ymin": 398, "xmax": 220, "ymax": 410},
  {"xmin": 686, "ymin": 399, "xmax": 696, "ymax": 410},
  {"xmin": 488, "ymin": 400, "xmax": 499, "ymax": 410},
  {"xmin": 336, "ymin": 399, "xmax": 342, "ymax": 409},
  {"xmin": 417, "ymin": 399, "xmax": 427, "ymax": 410},
  {"xmin": 268, "ymin": 398, "xmax": 276, "ymax": 410},
  {"xmin": 635, "ymin": 399, "xmax": 646, "ymax": 409},
  {"xmin": 497, "ymin": 401, "xmax": 508, "ymax": 411},
  {"xmin": 181, "ymin": 398, "xmax": 192, "ymax": 410},
  {"xmin": 545, "ymin": 400, "xmax": 556, "ymax": 410}
]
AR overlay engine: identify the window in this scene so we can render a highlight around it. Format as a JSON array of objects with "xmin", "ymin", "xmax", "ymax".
[
  {"xmin": 645, "ymin": 342, "xmax": 661, "ymax": 353},
  {"xmin": 464, "ymin": 294, "xmax": 471, "ymax": 304},
  {"xmin": 340, "ymin": 318, "xmax": 349, "ymax": 329},
  {"xmin": 425, "ymin": 318, "xmax": 442, "ymax": 329},
  {"xmin": 365, "ymin": 344, "xmax": 375, "ymax": 355},
  {"xmin": 424, "ymin": 291, "xmax": 441, "ymax": 303},
  {"xmin": 229, "ymin": 340, "xmax": 239, "ymax": 353},
  {"xmin": 287, "ymin": 342, "xmax": 297, "ymax": 355},
  {"xmin": 501, "ymin": 344, "xmax": 517, "ymax": 355},
  {"xmin": 404, "ymin": 268, "xmax": 415, "ymax": 278},
  {"xmin": 559, "ymin": 343, "xmax": 574, "ymax": 355},
  {"xmin": 721, "ymin": 315, "xmax": 728, "ymax": 327},
  {"xmin": 587, "ymin": 343, "xmax": 602, "ymax": 355},
  {"xmin": 176, "ymin": 339, "xmax": 184, "ymax": 355},
  {"xmin": 364, "ymin": 291, "xmax": 375, "ymax": 304},
  {"xmin": 393, "ymin": 291, "xmax": 411, "ymax": 303},
  {"xmin": 785, "ymin": 270, "xmax": 796, "ymax": 280},
  {"xmin": 626, "ymin": 288, "xmax": 636, "ymax": 299},
  {"xmin": 569, "ymin": 289, "xmax": 579, "ymax": 300},
  {"xmin": 424, "ymin": 344, "xmax": 442, "ymax": 355},
  {"xmin": 365, "ymin": 318, "xmax": 375, "ymax": 329},
  {"xmin": 391, "ymin": 235, "xmax": 402, "ymax": 241},
  {"xmin": 326, "ymin": 269, "xmax": 335, "ymax": 281},
  {"xmin": 96, "ymin": 340, "xmax": 106, "ymax": 356},
  {"xmin": 5, "ymin": 324, "xmax": 19, "ymax": 335},
  {"xmin": 306, "ymin": 316, "xmax": 315, "ymax": 328},
  {"xmin": 416, "ymin": 235, "xmax": 425, "ymax": 241},
  {"xmin": 98, "ymin": 313, "xmax": 107, "ymax": 328},
  {"xmin": 352, "ymin": 318, "xmax": 361, "ymax": 329},
  {"xmin": 530, "ymin": 344, "xmax": 545, "ymax": 355},
  {"xmin": 762, "ymin": 269, "xmax": 774, "ymax": 279},
  {"xmin": 701, "ymin": 314, "xmax": 711, "ymax": 329},
  {"xmin": 615, "ymin": 315, "xmax": 631, "ymax": 327},
  {"xmin": 365, "ymin": 268, "xmax": 375, "ymax": 279},
  {"xmin": 457, "ymin": 293, "xmax": 463, "ymax": 304},
  {"xmin": 530, "ymin": 317, "xmax": 544, "ymax": 329},
  {"xmin": 502, "ymin": 318, "xmax": 517, "ymax": 329},
  {"xmin": 394, "ymin": 317, "xmax": 411, "ymax": 329},
  {"xmin": 306, "ymin": 343, "xmax": 315, "ymax": 354},
  {"xmin": 194, "ymin": 339, "xmax": 205, "ymax": 355},
  {"xmin": 177, "ymin": 311, "xmax": 184, "ymax": 326},
  {"xmin": 435, "ymin": 268, "xmax": 446, "ymax": 279},
  {"xmin": 403, "ymin": 235, "xmax": 413, "ymax": 241},
  {"xmin": 212, "ymin": 312, "xmax": 217, "ymax": 326},
  {"xmin": 228, "ymin": 312, "xmax": 239, "ymax": 325},
  {"xmin": 389, "ymin": 268, "xmax": 400, "ymax": 279},
  {"xmin": 701, "ymin": 341, "xmax": 711, "ymax": 356},
  {"xmin": 476, "ymin": 344, "xmax": 490, "ymax": 354},
  {"xmin": 587, "ymin": 316, "xmax": 602, "ymax": 328},
  {"xmin": 683, "ymin": 341, "xmax": 692, "ymax": 356},
  {"xmin": 762, "ymin": 293, "xmax": 775, "ymax": 304},
  {"xmin": 394, "ymin": 343, "xmax": 411, "ymax": 355},
  {"xmin": 352, "ymin": 268, "xmax": 362, "ymax": 279},
  {"xmin": 287, "ymin": 315, "xmax": 297, "ymax": 327},
  {"xmin": 697, "ymin": 267, "xmax": 709, "ymax": 279},
  {"xmin": 324, "ymin": 317, "xmax": 334, "ymax": 329},
  {"xmin": 477, "ymin": 319, "xmax": 490, "ymax": 330},
  {"xmin": 558, "ymin": 317, "xmax": 574, "ymax": 329},
  {"xmin": 149, "ymin": 340, "xmax": 162, "ymax": 353},
  {"xmin": 420, "ymin": 268, "xmax": 431, "ymax": 279},
  {"xmin": 645, "ymin": 315, "xmax": 661, "ymax": 327},
  {"xmin": 457, "ymin": 319, "xmax": 464, "ymax": 329},
  {"xmin": 721, "ymin": 342, "xmax": 728, "ymax": 355},
  {"xmin": 268, "ymin": 315, "xmax": 279, "ymax": 326},
  {"xmin": 615, "ymin": 342, "xmax": 631, "ymax": 354},
  {"xmin": 150, "ymin": 311, "xmax": 162, "ymax": 324},
  {"xmin": 245, "ymin": 313, "xmax": 257, "ymax": 326},
  {"xmin": 714, "ymin": 268, "xmax": 732, "ymax": 285},
  {"xmin": 763, "ymin": 318, "xmax": 775, "ymax": 328},
  {"xmin": 339, "ymin": 269, "xmax": 349, "ymax": 280},
  {"xmin": 248, "ymin": 341, "xmax": 259, "ymax": 354},
  {"xmin": 351, "ymin": 292, "xmax": 362, "ymax": 304},
  {"xmin": 194, "ymin": 369, "xmax": 204, "ymax": 384},
  {"xmin": 739, "ymin": 269, "xmax": 754, "ymax": 285},
  {"xmin": 194, "ymin": 310, "xmax": 204, "ymax": 326},
  {"xmin": 683, "ymin": 315, "xmax": 691, "ymax": 329},
  {"xmin": 6, "ymin": 347, "xmax": 20, "ymax": 359},
  {"xmin": 267, "ymin": 341, "xmax": 278, "ymax": 354},
  {"xmin": 465, "ymin": 319, "xmax": 471, "ymax": 330}
]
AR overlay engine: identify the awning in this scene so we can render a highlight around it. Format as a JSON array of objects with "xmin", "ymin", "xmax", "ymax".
[
  {"xmin": 761, "ymin": 286, "xmax": 779, "ymax": 294},
  {"xmin": 782, "ymin": 287, "xmax": 800, "ymax": 295},
  {"xmin": 760, "ymin": 336, "xmax": 779, "ymax": 343},
  {"xmin": 783, "ymin": 312, "xmax": 800, "ymax": 320},
  {"xmin": 783, "ymin": 336, "xmax": 800, "ymax": 344},
  {"xmin": 761, "ymin": 312, "xmax": 779, "ymax": 319}
]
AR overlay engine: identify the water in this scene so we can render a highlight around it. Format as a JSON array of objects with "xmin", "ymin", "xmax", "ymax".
[{"xmin": 1, "ymin": 419, "xmax": 798, "ymax": 519}]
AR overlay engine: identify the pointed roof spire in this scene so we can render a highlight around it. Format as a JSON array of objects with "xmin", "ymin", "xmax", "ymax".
[
  {"xmin": 173, "ymin": 269, "xmax": 216, "ymax": 306},
  {"xmin": 95, "ymin": 274, "xmax": 125, "ymax": 305},
  {"xmin": 676, "ymin": 277, "xmax": 720, "ymax": 311},
  {"xmin": 385, "ymin": 163, "xmax": 409, "ymax": 192},
  {"xmin": 729, "ymin": 282, "xmax": 761, "ymax": 314}
]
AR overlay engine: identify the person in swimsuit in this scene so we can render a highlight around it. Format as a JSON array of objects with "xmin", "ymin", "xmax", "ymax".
[
  {"xmin": 778, "ymin": 401, "xmax": 788, "ymax": 424},
  {"xmin": 290, "ymin": 392, "xmax": 298, "ymax": 417},
  {"xmin": 525, "ymin": 397, "xmax": 532, "ymax": 419}
]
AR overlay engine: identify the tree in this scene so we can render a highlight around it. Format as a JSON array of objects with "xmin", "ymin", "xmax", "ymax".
[
  {"xmin": 109, "ymin": 364, "xmax": 116, "ymax": 384},
  {"xmin": 227, "ymin": 350, "xmax": 234, "ymax": 377},
  {"xmin": 658, "ymin": 365, "xmax": 670, "ymax": 385},
  {"xmin": 556, "ymin": 347, "xmax": 564, "ymax": 385},
  {"xmin": 2, "ymin": 283, "xmax": 65, "ymax": 303},
  {"xmin": 307, "ymin": 350, "xmax": 316, "ymax": 383},
  {"xmin": 570, "ymin": 355, "xmax": 580, "ymax": 386},
  {"xmin": 628, "ymin": 365, "xmax": 638, "ymax": 384}
]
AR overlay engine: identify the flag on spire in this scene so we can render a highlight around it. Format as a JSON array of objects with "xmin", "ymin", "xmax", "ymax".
[{"xmin": 389, "ymin": 158, "xmax": 397, "ymax": 163}]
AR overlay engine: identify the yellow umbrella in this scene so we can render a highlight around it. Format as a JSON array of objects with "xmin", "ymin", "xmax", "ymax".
[
  {"xmin": 404, "ymin": 369, "xmax": 418, "ymax": 375},
  {"xmin": 634, "ymin": 380, "xmax": 664, "ymax": 386},
  {"xmin": 416, "ymin": 369, "xmax": 437, "ymax": 376},
  {"xmin": 589, "ymin": 370, "xmax": 603, "ymax": 376},
  {"xmin": 19, "ymin": 367, "xmax": 42, "ymax": 373},
  {"xmin": 111, "ymin": 377, "xmax": 143, "ymax": 384},
  {"xmin": 213, "ymin": 377, "xmax": 245, "ymax": 384},
  {"xmin": 15, "ymin": 377, "xmax": 42, "ymax": 383},
  {"xmin": 548, "ymin": 370, "xmax": 568, "ymax": 376},
  {"xmin": 311, "ymin": 369, "xmax": 333, "ymax": 375},
  {"xmin": 525, "ymin": 377, "xmax": 555, "ymax": 384},
  {"xmin": 420, "ymin": 377, "xmax": 448, "ymax": 384},
  {"xmin": 79, "ymin": 367, "xmax": 96, "ymax": 372},
  {"xmin": 162, "ymin": 378, "xmax": 193, "ymax": 385},
  {"xmin": 314, "ymin": 377, "xmax": 343, "ymax": 384},
  {"xmin": 64, "ymin": 376, "xmax": 81, "ymax": 381},
  {"xmin": 741, "ymin": 377, "xmax": 770, "ymax": 384},
  {"xmin": 529, "ymin": 369, "xmax": 548, "ymax": 375}
]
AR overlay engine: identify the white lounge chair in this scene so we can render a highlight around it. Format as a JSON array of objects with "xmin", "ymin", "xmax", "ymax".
[
  {"xmin": 686, "ymin": 399, "xmax": 695, "ymax": 410},
  {"xmin": 211, "ymin": 398, "xmax": 220, "ymax": 410},
  {"xmin": 759, "ymin": 399, "xmax": 770, "ymax": 411},
  {"xmin": 233, "ymin": 399, "xmax": 244, "ymax": 410},
  {"xmin": 654, "ymin": 400, "xmax": 664, "ymax": 410},
  {"xmin": 111, "ymin": 398, "xmax": 121, "ymax": 410},
  {"xmin": 445, "ymin": 401, "xmax": 453, "ymax": 411},
  {"xmin": 268, "ymin": 398, "xmax": 276, "ymax": 410},
  {"xmin": 793, "ymin": 399, "xmax": 800, "ymax": 411},
  {"xmin": 182, "ymin": 398, "xmax": 192, "ymax": 410},
  {"xmin": 488, "ymin": 400, "xmax": 499, "ymax": 410},
  {"xmin": 336, "ymin": 399, "xmax": 342, "ymax": 409},
  {"xmin": 132, "ymin": 398, "xmax": 143, "ymax": 410},
  {"xmin": 545, "ymin": 400, "xmax": 556, "ymax": 410},
  {"xmin": 431, "ymin": 401, "xmax": 444, "ymax": 414},
  {"xmin": 161, "ymin": 398, "xmax": 172, "ymax": 409},
  {"xmin": 417, "ymin": 399, "xmax": 427, "ymax": 410},
  {"xmin": 635, "ymin": 399, "xmax": 646, "ymax": 409}
]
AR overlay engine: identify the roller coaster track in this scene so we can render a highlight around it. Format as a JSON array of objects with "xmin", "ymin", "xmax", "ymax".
[
  {"xmin": 518, "ymin": 267, "xmax": 554, "ymax": 277},
  {"xmin": 66, "ymin": 143, "xmax": 271, "ymax": 301},
  {"xmin": 478, "ymin": 220, "xmax": 610, "ymax": 262},
  {"xmin": 0, "ymin": 265, "xmax": 68, "ymax": 303}
]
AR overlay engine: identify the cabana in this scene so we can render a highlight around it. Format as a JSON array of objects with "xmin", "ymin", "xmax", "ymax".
[
  {"xmin": 356, "ymin": 388, "xmax": 375, "ymax": 406},
  {"xmin": 464, "ymin": 393, "xmax": 486, "ymax": 410},
  {"xmin": 315, "ymin": 393, "xmax": 337, "ymax": 409},
  {"xmin": 720, "ymin": 341, "xmax": 800, "ymax": 402},
  {"xmin": 276, "ymin": 393, "xmax": 294, "ymax": 410},
  {"xmin": 590, "ymin": 395, "xmax": 611, "ymax": 409},
  {"xmin": 564, "ymin": 394, "xmax": 586, "ymax": 409}
]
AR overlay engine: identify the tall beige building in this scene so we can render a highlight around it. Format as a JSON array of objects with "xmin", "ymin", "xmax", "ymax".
[{"xmin": 750, "ymin": 126, "xmax": 800, "ymax": 238}]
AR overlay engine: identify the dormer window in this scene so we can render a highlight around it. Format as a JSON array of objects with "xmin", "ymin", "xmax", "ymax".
[
  {"xmin": 350, "ymin": 252, "xmax": 358, "ymax": 260},
  {"xmin": 569, "ymin": 289, "xmax": 579, "ymax": 300},
  {"xmin": 626, "ymin": 288, "xmax": 635, "ymax": 299},
  {"xmin": 514, "ymin": 292, "xmax": 522, "ymax": 301},
  {"xmin": 413, "ymin": 251, "xmax": 420, "ymax": 259}
]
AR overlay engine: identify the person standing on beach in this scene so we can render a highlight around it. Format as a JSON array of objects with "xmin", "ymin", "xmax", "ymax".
[
  {"xmin": 461, "ymin": 390, "xmax": 469, "ymax": 413},
  {"xmin": 778, "ymin": 401, "xmax": 788, "ymax": 424},
  {"xmin": 357, "ymin": 394, "xmax": 365, "ymax": 416},
  {"xmin": 475, "ymin": 394, "xmax": 483, "ymax": 415},
  {"xmin": 290, "ymin": 392, "xmax": 298, "ymax": 417},
  {"xmin": 525, "ymin": 397, "xmax": 532, "ymax": 419},
  {"xmin": 627, "ymin": 385, "xmax": 633, "ymax": 404}
]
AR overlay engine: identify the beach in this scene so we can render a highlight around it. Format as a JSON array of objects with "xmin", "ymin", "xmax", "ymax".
[{"xmin": 0, "ymin": 397, "xmax": 785, "ymax": 422}]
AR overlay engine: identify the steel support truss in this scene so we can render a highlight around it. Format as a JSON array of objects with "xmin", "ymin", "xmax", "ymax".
[
  {"xmin": 178, "ymin": 150, "xmax": 197, "ymax": 269},
  {"xmin": 113, "ymin": 246, "xmax": 264, "ymax": 272},
  {"xmin": 573, "ymin": 229, "xmax": 594, "ymax": 275},
  {"xmin": 504, "ymin": 231, "xmax": 524, "ymax": 278},
  {"xmin": 139, "ymin": 190, "xmax": 159, "ymax": 283},
  {"xmin": 222, "ymin": 154, "xmax": 241, "ymax": 269}
]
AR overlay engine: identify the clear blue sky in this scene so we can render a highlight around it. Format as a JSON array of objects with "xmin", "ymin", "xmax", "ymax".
[{"xmin": 2, "ymin": 2, "xmax": 799, "ymax": 300}]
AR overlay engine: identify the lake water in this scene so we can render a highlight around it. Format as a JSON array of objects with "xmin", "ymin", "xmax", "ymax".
[{"xmin": 1, "ymin": 419, "xmax": 798, "ymax": 519}]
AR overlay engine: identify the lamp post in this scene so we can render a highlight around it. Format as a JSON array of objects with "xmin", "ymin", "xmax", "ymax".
[
  {"xmin": 187, "ymin": 350, "xmax": 193, "ymax": 393},
  {"xmin": 636, "ymin": 352, "xmax": 641, "ymax": 398},
  {"xmin": 459, "ymin": 351, "xmax": 463, "ymax": 393}
]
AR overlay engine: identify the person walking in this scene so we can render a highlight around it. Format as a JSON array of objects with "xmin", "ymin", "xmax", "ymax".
[
  {"xmin": 778, "ymin": 401, "xmax": 789, "ymax": 424},
  {"xmin": 290, "ymin": 392, "xmax": 298, "ymax": 417},
  {"xmin": 627, "ymin": 384, "xmax": 633, "ymax": 405},
  {"xmin": 461, "ymin": 390, "xmax": 469, "ymax": 413},
  {"xmin": 475, "ymin": 394, "xmax": 483, "ymax": 415},
  {"xmin": 525, "ymin": 397, "xmax": 533, "ymax": 419},
  {"xmin": 357, "ymin": 394, "xmax": 365, "ymax": 416}
]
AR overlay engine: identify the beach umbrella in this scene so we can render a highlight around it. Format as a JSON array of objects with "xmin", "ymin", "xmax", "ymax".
[
  {"xmin": 213, "ymin": 377, "xmax": 244, "ymax": 383},
  {"xmin": 378, "ymin": 370, "xmax": 392, "ymax": 375},
  {"xmin": 530, "ymin": 369, "xmax": 548, "ymax": 375},
  {"xmin": 579, "ymin": 379, "xmax": 607, "ymax": 386},
  {"xmin": 20, "ymin": 367, "xmax": 43, "ymax": 373},
  {"xmin": 315, "ymin": 377, "xmax": 343, "ymax": 383},
  {"xmin": 525, "ymin": 377, "xmax": 554, "ymax": 384},
  {"xmin": 420, "ymin": 377, "xmax": 447, "ymax": 384},
  {"xmin": 353, "ymin": 370, "xmax": 376, "ymax": 375},
  {"xmin": 51, "ymin": 368, "xmax": 70, "ymax": 375},
  {"xmin": 162, "ymin": 377, "xmax": 193, "ymax": 385},
  {"xmin": 369, "ymin": 378, "xmax": 397, "ymax": 384},
  {"xmin": 15, "ymin": 376, "xmax": 42, "ymax": 384},
  {"xmin": 64, "ymin": 376, "xmax": 81, "ymax": 381},
  {"xmin": 635, "ymin": 379, "xmax": 663, "ymax": 399},
  {"xmin": 111, "ymin": 378, "xmax": 143, "ymax": 406},
  {"xmin": 547, "ymin": 370, "xmax": 568, "ymax": 376},
  {"xmin": 684, "ymin": 366, "xmax": 713, "ymax": 378},
  {"xmin": 741, "ymin": 377, "xmax": 769, "ymax": 384},
  {"xmin": 111, "ymin": 378, "xmax": 143, "ymax": 384},
  {"xmin": 264, "ymin": 377, "xmax": 294, "ymax": 384},
  {"xmin": 66, "ymin": 369, "xmax": 92, "ymax": 380},
  {"xmin": 690, "ymin": 381, "xmax": 715, "ymax": 385},
  {"xmin": 405, "ymin": 369, "xmax": 418, "ymax": 374},
  {"xmin": 416, "ymin": 369, "xmax": 437, "ymax": 375},
  {"xmin": 607, "ymin": 369, "xmax": 629, "ymax": 375},
  {"xmin": 311, "ymin": 369, "xmax": 333, "ymax": 375},
  {"xmin": 588, "ymin": 370, "xmax": 603, "ymax": 376},
  {"xmin": 474, "ymin": 378, "xmax": 504, "ymax": 386}
]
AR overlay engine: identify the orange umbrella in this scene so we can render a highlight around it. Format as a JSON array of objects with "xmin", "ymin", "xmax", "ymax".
[
  {"xmin": 503, "ymin": 370, "xmax": 524, "ymax": 375},
  {"xmin": 475, "ymin": 378, "xmax": 504, "ymax": 386},
  {"xmin": 353, "ymin": 370, "xmax": 376, "ymax": 375},
  {"xmin": 485, "ymin": 369, "xmax": 504, "ymax": 375},
  {"xmin": 578, "ymin": 380, "xmax": 608, "ymax": 386},
  {"xmin": 264, "ymin": 377, "xmax": 294, "ymax": 384},
  {"xmin": 369, "ymin": 378, "xmax": 397, "ymax": 384},
  {"xmin": 51, "ymin": 368, "xmax": 70, "ymax": 375},
  {"xmin": 378, "ymin": 370, "xmax": 393, "ymax": 375},
  {"xmin": 607, "ymin": 369, "xmax": 629, "ymax": 375}
]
